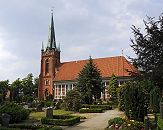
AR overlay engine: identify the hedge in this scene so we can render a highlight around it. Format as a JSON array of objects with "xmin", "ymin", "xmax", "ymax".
[
  {"xmin": 2, "ymin": 124, "xmax": 62, "ymax": 130},
  {"xmin": 41, "ymin": 115, "xmax": 80, "ymax": 126},
  {"xmin": 90, "ymin": 105, "xmax": 112, "ymax": 110},
  {"xmin": 81, "ymin": 104, "xmax": 112, "ymax": 110},
  {"xmin": 79, "ymin": 108, "xmax": 103, "ymax": 113}
]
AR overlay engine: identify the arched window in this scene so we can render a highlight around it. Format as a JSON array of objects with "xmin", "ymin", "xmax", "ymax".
[{"xmin": 45, "ymin": 59, "xmax": 49, "ymax": 75}]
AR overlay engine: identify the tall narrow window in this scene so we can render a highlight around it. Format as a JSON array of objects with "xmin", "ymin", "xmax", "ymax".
[{"xmin": 45, "ymin": 59, "xmax": 49, "ymax": 75}]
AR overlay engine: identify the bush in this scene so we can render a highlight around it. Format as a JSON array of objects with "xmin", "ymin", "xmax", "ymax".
[
  {"xmin": 41, "ymin": 115, "xmax": 80, "ymax": 126},
  {"xmin": 108, "ymin": 117, "xmax": 124, "ymax": 126},
  {"xmin": 46, "ymin": 101, "xmax": 53, "ymax": 107},
  {"xmin": 0, "ymin": 103, "xmax": 30, "ymax": 123},
  {"xmin": 106, "ymin": 117, "xmax": 144, "ymax": 130},
  {"xmin": 8, "ymin": 124, "xmax": 62, "ymax": 130},
  {"xmin": 37, "ymin": 126, "xmax": 62, "ymax": 130},
  {"xmin": 79, "ymin": 108, "xmax": 103, "ymax": 113},
  {"xmin": 9, "ymin": 124, "xmax": 42, "ymax": 129},
  {"xmin": 90, "ymin": 105, "xmax": 112, "ymax": 110},
  {"xmin": 81, "ymin": 104, "xmax": 90, "ymax": 108},
  {"xmin": 62, "ymin": 90, "xmax": 81, "ymax": 111}
]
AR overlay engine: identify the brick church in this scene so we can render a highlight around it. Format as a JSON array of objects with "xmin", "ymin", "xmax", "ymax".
[{"xmin": 38, "ymin": 12, "xmax": 138, "ymax": 100}]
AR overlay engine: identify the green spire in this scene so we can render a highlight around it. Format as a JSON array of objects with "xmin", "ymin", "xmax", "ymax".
[{"xmin": 47, "ymin": 10, "xmax": 56, "ymax": 49}]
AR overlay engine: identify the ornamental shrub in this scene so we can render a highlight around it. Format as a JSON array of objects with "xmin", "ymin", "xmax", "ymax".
[
  {"xmin": 79, "ymin": 108, "xmax": 103, "ymax": 113},
  {"xmin": 41, "ymin": 115, "xmax": 80, "ymax": 126},
  {"xmin": 0, "ymin": 102, "xmax": 30, "ymax": 123},
  {"xmin": 150, "ymin": 87, "xmax": 160, "ymax": 113}
]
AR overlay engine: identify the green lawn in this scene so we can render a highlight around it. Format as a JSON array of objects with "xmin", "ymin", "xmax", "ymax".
[{"xmin": 29, "ymin": 110, "xmax": 74, "ymax": 120}]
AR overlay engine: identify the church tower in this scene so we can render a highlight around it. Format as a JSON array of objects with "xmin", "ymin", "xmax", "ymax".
[{"xmin": 38, "ymin": 11, "xmax": 60, "ymax": 99}]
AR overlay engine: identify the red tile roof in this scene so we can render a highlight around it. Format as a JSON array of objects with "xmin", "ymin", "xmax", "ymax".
[{"xmin": 54, "ymin": 56, "xmax": 137, "ymax": 81}]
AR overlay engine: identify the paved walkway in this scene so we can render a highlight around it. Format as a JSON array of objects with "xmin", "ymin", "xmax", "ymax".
[{"xmin": 64, "ymin": 108, "xmax": 124, "ymax": 130}]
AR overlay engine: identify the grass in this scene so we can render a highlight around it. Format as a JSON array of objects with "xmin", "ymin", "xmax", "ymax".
[{"xmin": 29, "ymin": 109, "xmax": 74, "ymax": 120}]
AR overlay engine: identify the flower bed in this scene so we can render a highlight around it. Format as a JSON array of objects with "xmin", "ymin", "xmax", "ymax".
[{"xmin": 106, "ymin": 117, "xmax": 144, "ymax": 130}]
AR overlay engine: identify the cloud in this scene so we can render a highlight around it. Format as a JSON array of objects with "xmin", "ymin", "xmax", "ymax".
[{"xmin": 0, "ymin": 0, "xmax": 162, "ymax": 81}]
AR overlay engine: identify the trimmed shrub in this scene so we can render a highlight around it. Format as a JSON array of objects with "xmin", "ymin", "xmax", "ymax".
[
  {"xmin": 8, "ymin": 124, "xmax": 62, "ymax": 130},
  {"xmin": 79, "ymin": 108, "xmax": 103, "ymax": 113},
  {"xmin": 90, "ymin": 105, "xmax": 112, "ymax": 110},
  {"xmin": 41, "ymin": 115, "xmax": 80, "ymax": 126},
  {"xmin": 37, "ymin": 126, "xmax": 62, "ymax": 130},
  {"xmin": 81, "ymin": 104, "xmax": 90, "ymax": 108},
  {"xmin": 81, "ymin": 104, "xmax": 112, "ymax": 110},
  {"xmin": 0, "ymin": 103, "xmax": 30, "ymax": 123},
  {"xmin": 9, "ymin": 124, "xmax": 42, "ymax": 129}
]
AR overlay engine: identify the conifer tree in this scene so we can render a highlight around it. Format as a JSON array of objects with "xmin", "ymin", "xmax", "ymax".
[
  {"xmin": 130, "ymin": 14, "xmax": 163, "ymax": 90},
  {"xmin": 108, "ymin": 74, "xmax": 118, "ymax": 102},
  {"xmin": 77, "ymin": 57, "xmax": 103, "ymax": 104}
]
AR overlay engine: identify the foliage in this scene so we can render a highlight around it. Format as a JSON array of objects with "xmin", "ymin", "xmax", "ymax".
[
  {"xmin": 0, "ymin": 102, "xmax": 30, "ymax": 123},
  {"xmin": 41, "ymin": 115, "xmax": 80, "ymax": 126},
  {"xmin": 10, "ymin": 78, "xmax": 22, "ymax": 102},
  {"xmin": 157, "ymin": 114, "xmax": 163, "ymax": 130},
  {"xmin": 121, "ymin": 82, "xmax": 146, "ymax": 121},
  {"xmin": 108, "ymin": 74, "xmax": 118, "ymax": 102},
  {"xmin": 117, "ymin": 84, "xmax": 127, "ymax": 111},
  {"xmin": 130, "ymin": 14, "xmax": 163, "ymax": 90},
  {"xmin": 7, "ymin": 124, "xmax": 62, "ymax": 130},
  {"xmin": 77, "ymin": 57, "xmax": 103, "ymax": 104},
  {"xmin": 62, "ymin": 89, "xmax": 81, "ymax": 111},
  {"xmin": 150, "ymin": 87, "xmax": 160, "ymax": 113},
  {"xmin": 79, "ymin": 108, "xmax": 103, "ymax": 113},
  {"xmin": 0, "ymin": 80, "xmax": 9, "ymax": 102},
  {"xmin": 106, "ymin": 117, "xmax": 144, "ymax": 130},
  {"xmin": 55, "ymin": 100, "xmax": 63, "ymax": 109},
  {"xmin": 90, "ymin": 105, "xmax": 112, "ymax": 110},
  {"xmin": 108, "ymin": 117, "xmax": 124, "ymax": 126}
]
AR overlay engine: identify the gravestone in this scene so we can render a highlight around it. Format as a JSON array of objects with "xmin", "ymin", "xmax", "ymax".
[
  {"xmin": 45, "ymin": 107, "xmax": 53, "ymax": 118},
  {"xmin": 1, "ymin": 113, "xmax": 10, "ymax": 127},
  {"xmin": 160, "ymin": 102, "xmax": 163, "ymax": 119},
  {"xmin": 36, "ymin": 104, "xmax": 42, "ymax": 112}
]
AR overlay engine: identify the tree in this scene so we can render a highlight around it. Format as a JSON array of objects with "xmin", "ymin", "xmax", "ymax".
[
  {"xmin": 123, "ymin": 81, "xmax": 146, "ymax": 122},
  {"xmin": 63, "ymin": 89, "xmax": 81, "ymax": 111},
  {"xmin": 108, "ymin": 74, "xmax": 118, "ymax": 102},
  {"xmin": 0, "ymin": 80, "xmax": 9, "ymax": 101},
  {"xmin": 10, "ymin": 78, "xmax": 23, "ymax": 102},
  {"xmin": 77, "ymin": 57, "xmax": 103, "ymax": 104},
  {"xmin": 150, "ymin": 87, "xmax": 160, "ymax": 113},
  {"xmin": 22, "ymin": 73, "xmax": 34, "ymax": 96},
  {"xmin": 130, "ymin": 14, "xmax": 163, "ymax": 90}
]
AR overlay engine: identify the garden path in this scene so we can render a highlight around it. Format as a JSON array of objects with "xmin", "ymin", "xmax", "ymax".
[{"xmin": 64, "ymin": 108, "xmax": 124, "ymax": 130}]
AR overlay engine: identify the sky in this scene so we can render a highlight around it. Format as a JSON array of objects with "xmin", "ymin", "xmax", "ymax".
[{"xmin": 0, "ymin": 0, "xmax": 162, "ymax": 82}]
